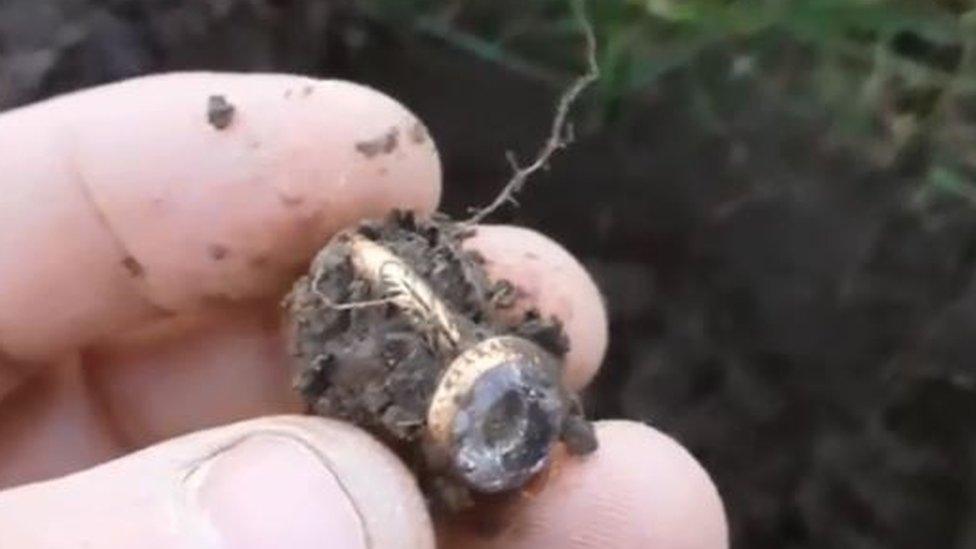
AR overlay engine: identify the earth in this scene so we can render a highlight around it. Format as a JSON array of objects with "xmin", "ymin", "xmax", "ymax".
[
  {"xmin": 1, "ymin": 1, "xmax": 973, "ymax": 547},
  {"xmin": 286, "ymin": 212, "xmax": 595, "ymax": 510}
]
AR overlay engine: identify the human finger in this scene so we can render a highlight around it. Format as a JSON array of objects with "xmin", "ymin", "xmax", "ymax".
[
  {"xmin": 464, "ymin": 225, "xmax": 608, "ymax": 390},
  {"xmin": 84, "ymin": 307, "xmax": 301, "ymax": 449},
  {"xmin": 0, "ymin": 359, "xmax": 124, "ymax": 489},
  {"xmin": 0, "ymin": 72, "xmax": 441, "ymax": 367},
  {"xmin": 440, "ymin": 420, "xmax": 728, "ymax": 549},
  {"xmin": 0, "ymin": 226, "xmax": 610, "ymax": 485},
  {"xmin": 0, "ymin": 415, "xmax": 434, "ymax": 549},
  {"xmin": 83, "ymin": 224, "xmax": 608, "ymax": 450}
]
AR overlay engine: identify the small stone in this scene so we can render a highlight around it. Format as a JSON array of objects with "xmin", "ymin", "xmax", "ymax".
[
  {"xmin": 294, "ymin": 354, "xmax": 334, "ymax": 399},
  {"xmin": 561, "ymin": 415, "xmax": 598, "ymax": 455},
  {"xmin": 207, "ymin": 95, "xmax": 235, "ymax": 130}
]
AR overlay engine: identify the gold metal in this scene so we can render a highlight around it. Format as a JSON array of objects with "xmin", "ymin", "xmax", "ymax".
[
  {"xmin": 426, "ymin": 336, "xmax": 552, "ymax": 448},
  {"xmin": 346, "ymin": 234, "xmax": 465, "ymax": 352},
  {"xmin": 344, "ymin": 235, "xmax": 564, "ymax": 479}
]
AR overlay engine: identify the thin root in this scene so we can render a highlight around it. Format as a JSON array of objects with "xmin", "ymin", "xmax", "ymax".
[
  {"xmin": 466, "ymin": 0, "xmax": 600, "ymax": 225},
  {"xmin": 311, "ymin": 269, "xmax": 395, "ymax": 310}
]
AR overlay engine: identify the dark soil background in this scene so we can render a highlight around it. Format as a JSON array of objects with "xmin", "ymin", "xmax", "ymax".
[{"xmin": 2, "ymin": 1, "xmax": 974, "ymax": 547}]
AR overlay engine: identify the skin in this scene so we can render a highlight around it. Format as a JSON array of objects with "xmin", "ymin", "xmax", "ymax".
[{"xmin": 0, "ymin": 73, "xmax": 728, "ymax": 548}]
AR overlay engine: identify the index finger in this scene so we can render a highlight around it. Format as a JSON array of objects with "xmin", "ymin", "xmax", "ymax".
[{"xmin": 0, "ymin": 73, "xmax": 441, "ymax": 364}]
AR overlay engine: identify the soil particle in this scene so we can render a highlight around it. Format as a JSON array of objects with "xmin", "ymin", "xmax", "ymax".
[
  {"xmin": 279, "ymin": 193, "xmax": 304, "ymax": 207},
  {"xmin": 287, "ymin": 210, "xmax": 595, "ymax": 510},
  {"xmin": 121, "ymin": 255, "xmax": 144, "ymax": 277},
  {"xmin": 487, "ymin": 279, "xmax": 518, "ymax": 309},
  {"xmin": 355, "ymin": 127, "xmax": 399, "ymax": 158},
  {"xmin": 513, "ymin": 310, "xmax": 569, "ymax": 357},
  {"xmin": 207, "ymin": 95, "xmax": 235, "ymax": 130},
  {"xmin": 409, "ymin": 121, "xmax": 429, "ymax": 144},
  {"xmin": 208, "ymin": 244, "xmax": 229, "ymax": 261},
  {"xmin": 561, "ymin": 413, "xmax": 598, "ymax": 455},
  {"xmin": 248, "ymin": 254, "xmax": 270, "ymax": 269}
]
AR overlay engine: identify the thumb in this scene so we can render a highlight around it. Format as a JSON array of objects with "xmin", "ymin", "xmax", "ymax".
[{"xmin": 0, "ymin": 416, "xmax": 434, "ymax": 549}]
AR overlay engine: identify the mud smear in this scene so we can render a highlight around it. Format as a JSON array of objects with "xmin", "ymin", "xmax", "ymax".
[
  {"xmin": 355, "ymin": 127, "xmax": 399, "ymax": 158},
  {"xmin": 208, "ymin": 244, "xmax": 229, "ymax": 261},
  {"xmin": 121, "ymin": 255, "xmax": 144, "ymax": 277},
  {"xmin": 409, "ymin": 121, "xmax": 429, "ymax": 144}
]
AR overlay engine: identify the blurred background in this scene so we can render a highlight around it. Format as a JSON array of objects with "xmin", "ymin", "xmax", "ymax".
[{"xmin": 2, "ymin": 0, "xmax": 975, "ymax": 546}]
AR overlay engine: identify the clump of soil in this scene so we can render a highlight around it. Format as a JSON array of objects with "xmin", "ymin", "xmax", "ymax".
[
  {"xmin": 286, "ymin": 210, "xmax": 594, "ymax": 509},
  {"xmin": 207, "ymin": 95, "xmax": 235, "ymax": 129}
]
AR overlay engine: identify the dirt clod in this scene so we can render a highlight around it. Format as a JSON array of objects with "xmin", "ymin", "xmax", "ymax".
[
  {"xmin": 121, "ymin": 255, "xmax": 144, "ymax": 277},
  {"xmin": 207, "ymin": 95, "xmax": 235, "ymax": 130},
  {"xmin": 561, "ymin": 414, "xmax": 598, "ymax": 455},
  {"xmin": 287, "ymin": 211, "xmax": 596, "ymax": 510},
  {"xmin": 208, "ymin": 244, "xmax": 229, "ymax": 260},
  {"xmin": 409, "ymin": 121, "xmax": 428, "ymax": 144}
]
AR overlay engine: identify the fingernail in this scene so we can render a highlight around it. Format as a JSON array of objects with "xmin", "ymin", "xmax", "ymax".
[{"xmin": 194, "ymin": 435, "xmax": 367, "ymax": 549}]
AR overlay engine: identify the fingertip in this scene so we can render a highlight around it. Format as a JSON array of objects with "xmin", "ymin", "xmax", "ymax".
[
  {"xmin": 588, "ymin": 420, "xmax": 729, "ymax": 548},
  {"xmin": 206, "ymin": 416, "xmax": 437, "ymax": 549},
  {"xmin": 464, "ymin": 225, "xmax": 608, "ymax": 390},
  {"xmin": 194, "ymin": 417, "xmax": 435, "ymax": 549},
  {"xmin": 188, "ymin": 417, "xmax": 434, "ymax": 549},
  {"xmin": 194, "ymin": 433, "xmax": 368, "ymax": 549},
  {"xmin": 0, "ymin": 416, "xmax": 435, "ymax": 549},
  {"xmin": 444, "ymin": 420, "xmax": 728, "ymax": 549}
]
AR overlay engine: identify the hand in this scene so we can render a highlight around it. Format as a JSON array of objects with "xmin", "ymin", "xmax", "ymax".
[{"xmin": 0, "ymin": 73, "xmax": 727, "ymax": 548}]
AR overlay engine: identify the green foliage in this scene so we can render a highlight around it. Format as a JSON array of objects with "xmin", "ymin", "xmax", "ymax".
[{"xmin": 360, "ymin": 0, "xmax": 976, "ymax": 206}]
